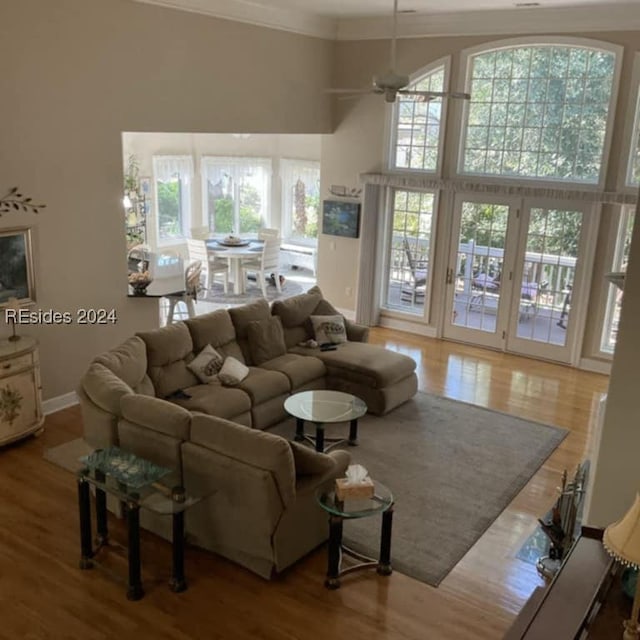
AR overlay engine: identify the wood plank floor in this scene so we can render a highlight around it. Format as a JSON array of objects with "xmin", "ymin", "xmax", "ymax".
[{"xmin": 0, "ymin": 329, "xmax": 609, "ymax": 639}]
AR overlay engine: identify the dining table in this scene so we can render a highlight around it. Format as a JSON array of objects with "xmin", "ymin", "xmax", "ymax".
[{"xmin": 206, "ymin": 239, "xmax": 264, "ymax": 295}]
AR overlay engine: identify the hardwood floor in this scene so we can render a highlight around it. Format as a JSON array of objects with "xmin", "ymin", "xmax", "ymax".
[{"xmin": 1, "ymin": 330, "xmax": 609, "ymax": 639}]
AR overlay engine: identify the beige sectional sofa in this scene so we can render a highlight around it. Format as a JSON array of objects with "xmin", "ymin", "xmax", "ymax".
[{"xmin": 77, "ymin": 285, "xmax": 417, "ymax": 578}]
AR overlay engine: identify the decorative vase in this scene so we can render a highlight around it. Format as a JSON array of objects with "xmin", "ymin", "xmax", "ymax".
[{"xmin": 131, "ymin": 282, "xmax": 150, "ymax": 296}]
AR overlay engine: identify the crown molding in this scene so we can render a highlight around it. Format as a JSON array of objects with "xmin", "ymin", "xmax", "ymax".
[
  {"xmin": 132, "ymin": 1, "xmax": 640, "ymax": 40},
  {"xmin": 336, "ymin": 4, "xmax": 640, "ymax": 40},
  {"xmin": 133, "ymin": 0, "xmax": 338, "ymax": 39}
]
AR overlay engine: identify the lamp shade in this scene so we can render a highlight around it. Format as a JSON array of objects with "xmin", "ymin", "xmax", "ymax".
[
  {"xmin": 5, "ymin": 296, "xmax": 21, "ymax": 312},
  {"xmin": 604, "ymin": 493, "xmax": 640, "ymax": 569}
]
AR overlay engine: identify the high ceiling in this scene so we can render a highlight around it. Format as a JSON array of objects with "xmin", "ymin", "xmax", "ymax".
[{"xmin": 132, "ymin": 0, "xmax": 640, "ymax": 38}]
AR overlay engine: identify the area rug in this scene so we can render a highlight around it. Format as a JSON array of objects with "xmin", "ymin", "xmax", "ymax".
[
  {"xmin": 202, "ymin": 279, "xmax": 303, "ymax": 304},
  {"xmin": 268, "ymin": 391, "xmax": 568, "ymax": 586}
]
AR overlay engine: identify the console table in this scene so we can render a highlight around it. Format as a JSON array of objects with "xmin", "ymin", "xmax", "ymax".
[
  {"xmin": 504, "ymin": 528, "xmax": 617, "ymax": 639},
  {"xmin": 0, "ymin": 336, "xmax": 44, "ymax": 446}
]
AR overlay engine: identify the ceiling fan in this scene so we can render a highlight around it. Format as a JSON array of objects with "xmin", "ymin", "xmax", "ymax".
[{"xmin": 326, "ymin": 0, "xmax": 471, "ymax": 104}]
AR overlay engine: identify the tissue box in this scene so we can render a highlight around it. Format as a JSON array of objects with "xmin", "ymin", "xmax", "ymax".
[{"xmin": 335, "ymin": 477, "xmax": 375, "ymax": 501}]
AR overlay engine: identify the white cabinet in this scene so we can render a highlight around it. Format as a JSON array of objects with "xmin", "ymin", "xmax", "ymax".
[{"xmin": 0, "ymin": 337, "xmax": 44, "ymax": 445}]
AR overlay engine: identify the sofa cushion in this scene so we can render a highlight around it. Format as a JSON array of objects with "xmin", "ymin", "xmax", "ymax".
[
  {"xmin": 219, "ymin": 356, "xmax": 250, "ymax": 386},
  {"xmin": 259, "ymin": 353, "xmax": 325, "ymax": 390},
  {"xmin": 137, "ymin": 323, "xmax": 198, "ymax": 398},
  {"xmin": 247, "ymin": 317, "xmax": 287, "ymax": 365},
  {"xmin": 271, "ymin": 289, "xmax": 323, "ymax": 329},
  {"xmin": 82, "ymin": 362, "xmax": 133, "ymax": 414},
  {"xmin": 94, "ymin": 336, "xmax": 154, "ymax": 394},
  {"xmin": 289, "ymin": 341, "xmax": 416, "ymax": 388},
  {"xmin": 120, "ymin": 394, "xmax": 191, "ymax": 440},
  {"xmin": 289, "ymin": 440, "xmax": 336, "ymax": 476},
  {"xmin": 237, "ymin": 367, "xmax": 290, "ymax": 405},
  {"xmin": 187, "ymin": 344, "xmax": 224, "ymax": 383},
  {"xmin": 310, "ymin": 314, "xmax": 347, "ymax": 345},
  {"xmin": 174, "ymin": 382, "xmax": 252, "ymax": 419},
  {"xmin": 228, "ymin": 298, "xmax": 271, "ymax": 364},
  {"xmin": 185, "ymin": 310, "xmax": 245, "ymax": 362}
]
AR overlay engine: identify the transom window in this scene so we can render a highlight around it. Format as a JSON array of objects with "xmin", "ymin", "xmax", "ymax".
[
  {"xmin": 201, "ymin": 157, "xmax": 271, "ymax": 235},
  {"xmin": 391, "ymin": 64, "xmax": 446, "ymax": 172},
  {"xmin": 461, "ymin": 44, "xmax": 617, "ymax": 184}
]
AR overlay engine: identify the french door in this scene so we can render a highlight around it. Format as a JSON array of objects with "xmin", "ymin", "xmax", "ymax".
[{"xmin": 443, "ymin": 194, "xmax": 596, "ymax": 364}]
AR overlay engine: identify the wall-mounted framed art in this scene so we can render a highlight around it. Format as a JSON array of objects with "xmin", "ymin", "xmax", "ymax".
[
  {"xmin": 322, "ymin": 200, "xmax": 361, "ymax": 238},
  {"xmin": 0, "ymin": 227, "xmax": 36, "ymax": 306}
]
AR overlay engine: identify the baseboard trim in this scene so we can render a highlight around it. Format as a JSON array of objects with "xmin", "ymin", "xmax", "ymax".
[
  {"xmin": 43, "ymin": 391, "xmax": 79, "ymax": 415},
  {"xmin": 379, "ymin": 315, "xmax": 437, "ymax": 338},
  {"xmin": 579, "ymin": 357, "xmax": 612, "ymax": 375}
]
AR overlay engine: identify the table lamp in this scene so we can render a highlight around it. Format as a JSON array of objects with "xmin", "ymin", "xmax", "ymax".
[
  {"xmin": 5, "ymin": 296, "xmax": 22, "ymax": 342},
  {"xmin": 604, "ymin": 493, "xmax": 640, "ymax": 640}
]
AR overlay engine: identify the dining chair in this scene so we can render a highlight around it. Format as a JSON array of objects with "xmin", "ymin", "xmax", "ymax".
[
  {"xmin": 190, "ymin": 226, "xmax": 211, "ymax": 240},
  {"xmin": 166, "ymin": 260, "xmax": 202, "ymax": 324},
  {"xmin": 241, "ymin": 236, "xmax": 282, "ymax": 296}
]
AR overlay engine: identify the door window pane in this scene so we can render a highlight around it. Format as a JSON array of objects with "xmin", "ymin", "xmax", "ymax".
[
  {"xmin": 451, "ymin": 202, "xmax": 509, "ymax": 333},
  {"xmin": 384, "ymin": 190, "xmax": 435, "ymax": 315},
  {"xmin": 280, "ymin": 159, "xmax": 320, "ymax": 242},
  {"xmin": 601, "ymin": 208, "xmax": 634, "ymax": 352}
]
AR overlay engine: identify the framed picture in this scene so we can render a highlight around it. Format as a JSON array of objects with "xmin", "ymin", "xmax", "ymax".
[
  {"xmin": 322, "ymin": 200, "xmax": 361, "ymax": 239},
  {"xmin": 0, "ymin": 227, "xmax": 36, "ymax": 307}
]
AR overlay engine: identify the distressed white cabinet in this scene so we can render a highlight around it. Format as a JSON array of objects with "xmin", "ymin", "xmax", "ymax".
[{"xmin": 0, "ymin": 337, "xmax": 44, "ymax": 445}]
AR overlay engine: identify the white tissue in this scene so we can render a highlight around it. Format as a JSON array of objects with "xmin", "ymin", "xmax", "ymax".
[{"xmin": 345, "ymin": 464, "xmax": 370, "ymax": 485}]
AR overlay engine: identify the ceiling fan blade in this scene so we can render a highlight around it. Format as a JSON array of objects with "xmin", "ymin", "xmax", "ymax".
[
  {"xmin": 325, "ymin": 88, "xmax": 372, "ymax": 95},
  {"xmin": 397, "ymin": 90, "xmax": 472, "ymax": 102}
]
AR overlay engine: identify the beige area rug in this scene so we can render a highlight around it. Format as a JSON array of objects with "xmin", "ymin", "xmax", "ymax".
[
  {"xmin": 43, "ymin": 437, "xmax": 92, "ymax": 474},
  {"xmin": 268, "ymin": 391, "xmax": 567, "ymax": 587}
]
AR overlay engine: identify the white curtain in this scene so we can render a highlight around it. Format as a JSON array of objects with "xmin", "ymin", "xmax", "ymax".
[
  {"xmin": 201, "ymin": 157, "xmax": 272, "ymax": 230},
  {"xmin": 280, "ymin": 158, "xmax": 320, "ymax": 242},
  {"xmin": 152, "ymin": 156, "xmax": 194, "ymax": 240}
]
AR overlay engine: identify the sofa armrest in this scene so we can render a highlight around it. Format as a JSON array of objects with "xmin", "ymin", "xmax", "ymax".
[
  {"xmin": 294, "ymin": 449, "xmax": 351, "ymax": 495},
  {"xmin": 345, "ymin": 320, "xmax": 369, "ymax": 343},
  {"xmin": 120, "ymin": 394, "xmax": 191, "ymax": 441}
]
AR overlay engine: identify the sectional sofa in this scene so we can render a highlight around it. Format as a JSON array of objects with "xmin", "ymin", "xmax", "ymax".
[{"xmin": 77, "ymin": 286, "xmax": 417, "ymax": 577}]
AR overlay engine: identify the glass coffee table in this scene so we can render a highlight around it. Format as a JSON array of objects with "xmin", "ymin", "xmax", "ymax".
[
  {"xmin": 284, "ymin": 390, "xmax": 367, "ymax": 452},
  {"xmin": 316, "ymin": 479, "xmax": 394, "ymax": 589},
  {"xmin": 77, "ymin": 446, "xmax": 211, "ymax": 600}
]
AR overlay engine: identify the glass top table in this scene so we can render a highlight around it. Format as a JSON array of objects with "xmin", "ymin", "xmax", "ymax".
[
  {"xmin": 315, "ymin": 479, "xmax": 394, "ymax": 589},
  {"xmin": 77, "ymin": 447, "xmax": 211, "ymax": 599},
  {"xmin": 284, "ymin": 390, "xmax": 367, "ymax": 452}
]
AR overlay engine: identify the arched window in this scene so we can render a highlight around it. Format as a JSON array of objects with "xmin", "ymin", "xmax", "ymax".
[
  {"xmin": 460, "ymin": 42, "xmax": 618, "ymax": 184},
  {"xmin": 390, "ymin": 63, "xmax": 446, "ymax": 173}
]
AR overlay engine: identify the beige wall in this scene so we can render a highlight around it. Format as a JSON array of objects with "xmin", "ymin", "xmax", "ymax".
[{"xmin": 0, "ymin": 0, "xmax": 332, "ymax": 400}]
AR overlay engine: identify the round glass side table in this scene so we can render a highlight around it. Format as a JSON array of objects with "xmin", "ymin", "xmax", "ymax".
[{"xmin": 316, "ymin": 479, "xmax": 394, "ymax": 589}]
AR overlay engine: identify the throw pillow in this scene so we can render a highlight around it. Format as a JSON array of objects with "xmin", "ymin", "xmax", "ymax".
[
  {"xmin": 218, "ymin": 356, "xmax": 250, "ymax": 386},
  {"xmin": 246, "ymin": 317, "xmax": 287, "ymax": 365},
  {"xmin": 187, "ymin": 344, "xmax": 224, "ymax": 383},
  {"xmin": 310, "ymin": 314, "xmax": 347, "ymax": 345}
]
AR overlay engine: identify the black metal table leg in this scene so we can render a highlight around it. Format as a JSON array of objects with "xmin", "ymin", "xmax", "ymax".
[
  {"xmin": 325, "ymin": 514, "xmax": 343, "ymax": 589},
  {"xmin": 169, "ymin": 510, "xmax": 187, "ymax": 593},
  {"xmin": 94, "ymin": 470, "xmax": 108, "ymax": 546},
  {"xmin": 126, "ymin": 500, "xmax": 144, "ymax": 601},
  {"xmin": 295, "ymin": 418, "xmax": 305, "ymax": 442},
  {"xmin": 348, "ymin": 419, "xmax": 359, "ymax": 446},
  {"xmin": 377, "ymin": 504, "xmax": 394, "ymax": 576},
  {"xmin": 78, "ymin": 476, "xmax": 93, "ymax": 569},
  {"xmin": 315, "ymin": 425, "xmax": 325, "ymax": 452}
]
